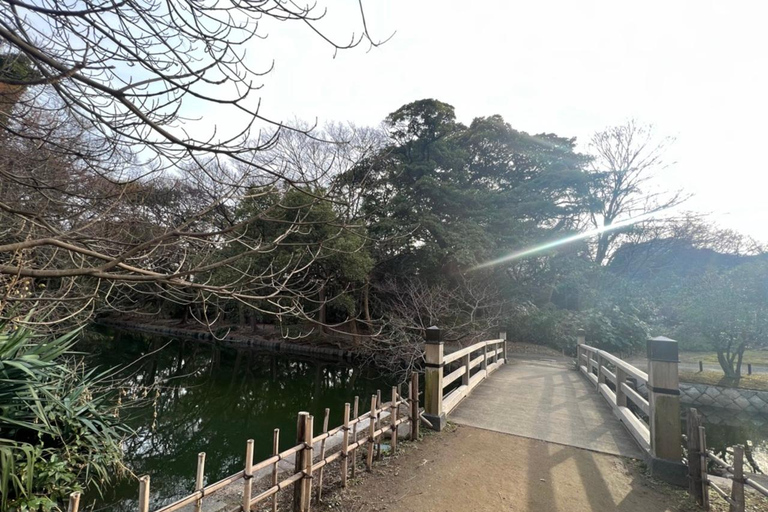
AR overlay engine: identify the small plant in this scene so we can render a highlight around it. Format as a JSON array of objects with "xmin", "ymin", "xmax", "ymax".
[{"xmin": 0, "ymin": 325, "xmax": 129, "ymax": 511}]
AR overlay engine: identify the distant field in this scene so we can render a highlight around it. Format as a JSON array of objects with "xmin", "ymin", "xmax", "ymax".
[
  {"xmin": 679, "ymin": 370, "xmax": 768, "ymax": 392},
  {"xmin": 679, "ymin": 350, "xmax": 768, "ymax": 366}
]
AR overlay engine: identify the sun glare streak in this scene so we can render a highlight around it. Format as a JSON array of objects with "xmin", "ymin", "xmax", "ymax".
[{"xmin": 470, "ymin": 211, "xmax": 666, "ymax": 271}]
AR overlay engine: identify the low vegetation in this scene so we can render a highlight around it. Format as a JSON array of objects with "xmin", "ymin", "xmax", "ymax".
[{"xmin": 0, "ymin": 326, "xmax": 128, "ymax": 511}]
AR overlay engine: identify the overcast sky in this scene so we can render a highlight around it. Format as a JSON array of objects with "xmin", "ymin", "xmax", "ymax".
[{"xmin": 201, "ymin": 0, "xmax": 768, "ymax": 241}]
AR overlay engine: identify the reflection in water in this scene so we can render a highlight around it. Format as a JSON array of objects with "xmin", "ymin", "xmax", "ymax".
[
  {"xmin": 80, "ymin": 329, "xmax": 391, "ymax": 512},
  {"xmin": 684, "ymin": 405, "xmax": 768, "ymax": 475}
]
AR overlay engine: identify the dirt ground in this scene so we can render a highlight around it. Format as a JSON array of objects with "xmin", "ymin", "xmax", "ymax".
[{"xmin": 311, "ymin": 425, "xmax": 763, "ymax": 512}]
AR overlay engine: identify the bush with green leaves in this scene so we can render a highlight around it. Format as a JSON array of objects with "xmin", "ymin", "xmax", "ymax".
[
  {"xmin": 0, "ymin": 326, "xmax": 129, "ymax": 511},
  {"xmin": 505, "ymin": 302, "xmax": 647, "ymax": 355}
]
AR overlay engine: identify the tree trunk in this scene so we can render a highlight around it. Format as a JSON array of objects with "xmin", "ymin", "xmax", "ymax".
[
  {"xmin": 717, "ymin": 349, "xmax": 737, "ymax": 379},
  {"xmin": 362, "ymin": 280, "xmax": 372, "ymax": 324}
]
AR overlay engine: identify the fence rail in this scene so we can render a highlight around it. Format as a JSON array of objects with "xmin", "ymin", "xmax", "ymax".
[
  {"xmin": 423, "ymin": 329, "xmax": 507, "ymax": 430},
  {"xmin": 63, "ymin": 375, "xmax": 421, "ymax": 512},
  {"xmin": 686, "ymin": 408, "xmax": 768, "ymax": 511}
]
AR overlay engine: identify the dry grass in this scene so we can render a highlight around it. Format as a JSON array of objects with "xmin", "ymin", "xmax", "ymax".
[
  {"xmin": 680, "ymin": 350, "xmax": 768, "ymax": 366},
  {"xmin": 679, "ymin": 370, "xmax": 768, "ymax": 392}
]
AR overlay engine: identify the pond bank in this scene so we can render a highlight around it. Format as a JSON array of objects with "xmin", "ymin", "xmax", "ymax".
[{"xmin": 97, "ymin": 317, "xmax": 358, "ymax": 363}]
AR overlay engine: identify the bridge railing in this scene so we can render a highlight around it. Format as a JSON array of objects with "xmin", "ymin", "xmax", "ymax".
[
  {"xmin": 577, "ymin": 343, "xmax": 651, "ymax": 452},
  {"xmin": 423, "ymin": 327, "xmax": 507, "ymax": 430},
  {"xmin": 576, "ymin": 334, "xmax": 686, "ymax": 485}
]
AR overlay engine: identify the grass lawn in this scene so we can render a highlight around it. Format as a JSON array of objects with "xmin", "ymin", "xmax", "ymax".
[
  {"xmin": 679, "ymin": 370, "xmax": 768, "ymax": 392},
  {"xmin": 679, "ymin": 349, "xmax": 768, "ymax": 366}
]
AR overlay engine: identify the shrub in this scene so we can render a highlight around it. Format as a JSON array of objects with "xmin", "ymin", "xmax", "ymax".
[{"xmin": 0, "ymin": 326, "xmax": 129, "ymax": 511}]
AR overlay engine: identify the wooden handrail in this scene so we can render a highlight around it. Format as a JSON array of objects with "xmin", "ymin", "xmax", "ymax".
[
  {"xmin": 443, "ymin": 339, "xmax": 503, "ymax": 365},
  {"xmin": 425, "ymin": 334, "xmax": 508, "ymax": 427},
  {"xmin": 580, "ymin": 344, "xmax": 648, "ymax": 383}
]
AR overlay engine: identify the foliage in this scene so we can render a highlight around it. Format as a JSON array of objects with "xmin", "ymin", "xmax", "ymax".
[
  {"xmin": 349, "ymin": 99, "xmax": 593, "ymax": 282},
  {"xmin": 582, "ymin": 306, "xmax": 648, "ymax": 353},
  {"xmin": 0, "ymin": 326, "xmax": 128, "ymax": 511},
  {"xmin": 504, "ymin": 304, "xmax": 579, "ymax": 353},
  {"xmin": 678, "ymin": 261, "xmax": 768, "ymax": 378}
]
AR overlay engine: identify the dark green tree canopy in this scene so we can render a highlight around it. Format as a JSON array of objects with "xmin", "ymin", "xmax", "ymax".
[{"xmin": 352, "ymin": 99, "xmax": 593, "ymax": 280}]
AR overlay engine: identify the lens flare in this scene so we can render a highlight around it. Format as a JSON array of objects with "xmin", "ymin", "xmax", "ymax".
[{"xmin": 470, "ymin": 211, "xmax": 665, "ymax": 271}]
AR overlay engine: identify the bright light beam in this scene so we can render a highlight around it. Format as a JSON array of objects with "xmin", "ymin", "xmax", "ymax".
[{"xmin": 471, "ymin": 210, "xmax": 668, "ymax": 271}]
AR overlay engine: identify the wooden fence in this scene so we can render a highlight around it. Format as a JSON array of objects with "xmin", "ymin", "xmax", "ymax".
[
  {"xmin": 686, "ymin": 408, "xmax": 768, "ymax": 511},
  {"xmin": 423, "ymin": 328, "xmax": 507, "ymax": 430},
  {"xmin": 64, "ymin": 376, "xmax": 421, "ymax": 512}
]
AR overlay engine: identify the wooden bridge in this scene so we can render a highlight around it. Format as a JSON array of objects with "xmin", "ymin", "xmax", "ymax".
[
  {"xmin": 424, "ymin": 328, "xmax": 687, "ymax": 484},
  {"xmin": 424, "ymin": 328, "xmax": 768, "ymax": 510}
]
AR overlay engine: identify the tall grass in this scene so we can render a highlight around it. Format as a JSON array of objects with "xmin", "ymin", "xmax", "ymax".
[{"xmin": 0, "ymin": 325, "xmax": 129, "ymax": 511}]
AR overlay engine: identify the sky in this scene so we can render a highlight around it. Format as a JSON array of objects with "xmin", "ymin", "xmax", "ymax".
[{"xmin": 196, "ymin": 0, "xmax": 768, "ymax": 241}]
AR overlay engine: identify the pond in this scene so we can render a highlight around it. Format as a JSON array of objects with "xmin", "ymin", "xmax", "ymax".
[
  {"xmin": 79, "ymin": 329, "xmax": 393, "ymax": 512},
  {"xmin": 681, "ymin": 404, "xmax": 768, "ymax": 475}
]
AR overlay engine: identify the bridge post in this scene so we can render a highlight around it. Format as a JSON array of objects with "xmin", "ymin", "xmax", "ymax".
[
  {"xmin": 575, "ymin": 328, "xmax": 585, "ymax": 368},
  {"xmin": 499, "ymin": 331, "xmax": 507, "ymax": 364},
  {"xmin": 647, "ymin": 336, "xmax": 686, "ymax": 486},
  {"xmin": 423, "ymin": 326, "xmax": 446, "ymax": 431}
]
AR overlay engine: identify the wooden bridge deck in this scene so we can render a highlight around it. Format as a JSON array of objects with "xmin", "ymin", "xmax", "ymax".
[{"xmin": 449, "ymin": 359, "xmax": 644, "ymax": 459}]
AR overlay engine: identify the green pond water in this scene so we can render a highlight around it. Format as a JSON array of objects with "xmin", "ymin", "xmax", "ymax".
[{"xmin": 79, "ymin": 329, "xmax": 393, "ymax": 512}]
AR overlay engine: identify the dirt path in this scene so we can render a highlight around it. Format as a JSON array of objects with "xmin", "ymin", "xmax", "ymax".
[{"xmin": 318, "ymin": 425, "xmax": 703, "ymax": 512}]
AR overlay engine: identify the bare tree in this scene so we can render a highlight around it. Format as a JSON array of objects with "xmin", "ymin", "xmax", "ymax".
[
  {"xmin": 587, "ymin": 120, "xmax": 687, "ymax": 265},
  {"xmin": 361, "ymin": 274, "xmax": 505, "ymax": 378},
  {"xmin": 0, "ymin": 1, "xmax": 391, "ymax": 329}
]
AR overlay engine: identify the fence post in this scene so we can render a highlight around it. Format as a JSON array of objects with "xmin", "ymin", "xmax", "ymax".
[
  {"xmin": 730, "ymin": 445, "xmax": 745, "ymax": 512},
  {"xmin": 243, "ymin": 439, "xmax": 254, "ymax": 512},
  {"xmin": 699, "ymin": 426, "xmax": 710, "ymax": 510},
  {"xmin": 316, "ymin": 408, "xmax": 330, "ymax": 502},
  {"xmin": 390, "ymin": 386, "xmax": 398, "ymax": 453},
  {"xmin": 410, "ymin": 373, "xmax": 420, "ymax": 440},
  {"xmin": 195, "ymin": 452, "xmax": 206, "ymax": 512},
  {"xmin": 341, "ymin": 403, "xmax": 350, "ymax": 488},
  {"xmin": 351, "ymin": 397, "xmax": 359, "ymax": 478},
  {"xmin": 500, "ymin": 331, "xmax": 507, "ymax": 363},
  {"xmin": 366, "ymin": 395, "xmax": 376, "ymax": 470},
  {"xmin": 686, "ymin": 409, "xmax": 703, "ymax": 505},
  {"xmin": 647, "ymin": 336, "xmax": 686, "ymax": 485},
  {"xmin": 67, "ymin": 492, "xmax": 81, "ymax": 512},
  {"xmin": 301, "ymin": 414, "xmax": 313, "ymax": 512},
  {"xmin": 139, "ymin": 475, "xmax": 150, "ymax": 512},
  {"xmin": 271, "ymin": 430, "xmax": 279, "ymax": 512},
  {"xmin": 293, "ymin": 411, "xmax": 309, "ymax": 512},
  {"xmin": 423, "ymin": 326, "xmax": 446, "ymax": 431}
]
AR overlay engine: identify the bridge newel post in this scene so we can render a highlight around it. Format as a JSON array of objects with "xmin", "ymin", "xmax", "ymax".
[
  {"xmin": 499, "ymin": 331, "xmax": 507, "ymax": 364},
  {"xmin": 647, "ymin": 336, "xmax": 686, "ymax": 486},
  {"xmin": 423, "ymin": 326, "xmax": 446, "ymax": 431},
  {"xmin": 575, "ymin": 328, "xmax": 585, "ymax": 368}
]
